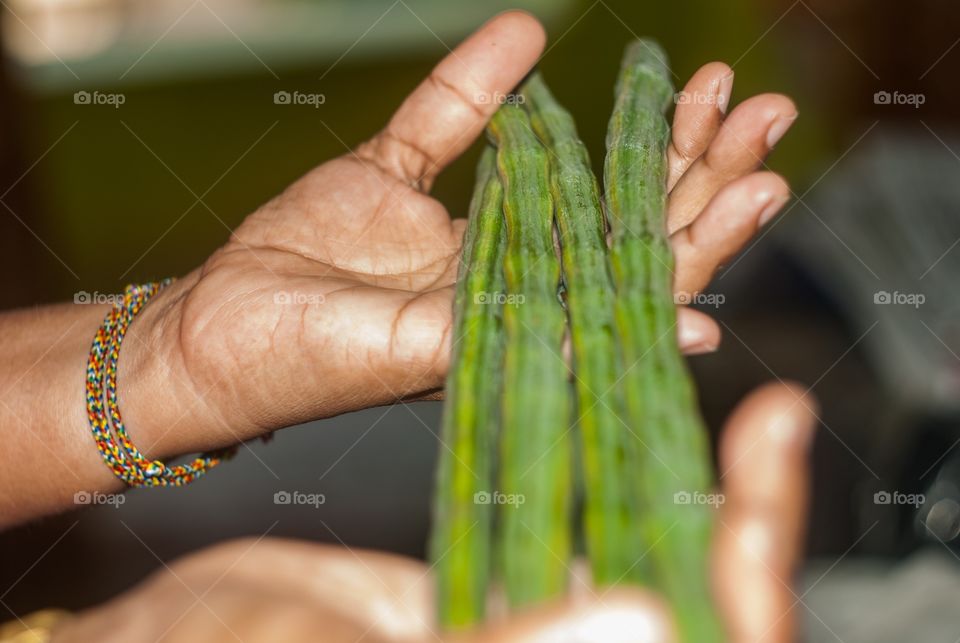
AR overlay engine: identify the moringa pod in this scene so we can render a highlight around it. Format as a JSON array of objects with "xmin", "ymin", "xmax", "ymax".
[
  {"xmin": 520, "ymin": 72, "xmax": 638, "ymax": 586},
  {"xmin": 604, "ymin": 39, "xmax": 723, "ymax": 642},
  {"xmin": 429, "ymin": 146, "xmax": 505, "ymax": 629},
  {"xmin": 488, "ymin": 102, "xmax": 573, "ymax": 608}
]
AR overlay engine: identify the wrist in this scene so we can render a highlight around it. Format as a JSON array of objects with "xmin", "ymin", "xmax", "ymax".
[{"xmin": 116, "ymin": 274, "xmax": 225, "ymax": 461}]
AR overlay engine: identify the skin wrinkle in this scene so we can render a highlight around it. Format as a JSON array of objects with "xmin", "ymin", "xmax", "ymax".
[
  {"xmin": 417, "ymin": 249, "xmax": 462, "ymax": 293},
  {"xmin": 175, "ymin": 277, "xmax": 265, "ymax": 421},
  {"xmin": 677, "ymin": 172, "xmax": 788, "ymax": 282},
  {"xmin": 365, "ymin": 72, "xmax": 488, "ymax": 192},
  {"xmin": 356, "ymin": 135, "xmax": 428, "ymax": 192},
  {"xmin": 172, "ymin": 279, "xmax": 232, "ymax": 429},
  {"xmin": 119, "ymin": 300, "xmax": 183, "ymax": 453},
  {"xmin": 699, "ymin": 142, "xmax": 743, "ymax": 184},
  {"xmin": 668, "ymin": 64, "xmax": 729, "ymax": 165},
  {"xmin": 429, "ymin": 71, "xmax": 488, "ymax": 121},
  {"xmin": 390, "ymin": 288, "xmax": 456, "ymax": 395},
  {"xmin": 387, "ymin": 295, "xmax": 413, "ymax": 370},
  {"xmin": 428, "ymin": 310, "xmax": 453, "ymax": 382},
  {"xmin": 668, "ymin": 135, "xmax": 699, "ymax": 171},
  {"xmin": 329, "ymin": 160, "xmax": 458, "ymax": 265},
  {"xmin": 217, "ymin": 239, "xmax": 457, "ymax": 286},
  {"xmin": 237, "ymin": 197, "xmax": 462, "ymax": 280},
  {"xmin": 705, "ymin": 100, "xmax": 794, "ymax": 174},
  {"xmin": 325, "ymin": 179, "xmax": 396, "ymax": 260},
  {"xmin": 377, "ymin": 129, "xmax": 436, "ymax": 190}
]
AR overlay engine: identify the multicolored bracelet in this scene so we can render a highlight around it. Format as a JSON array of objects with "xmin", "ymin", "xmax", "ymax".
[{"xmin": 85, "ymin": 280, "xmax": 236, "ymax": 486}]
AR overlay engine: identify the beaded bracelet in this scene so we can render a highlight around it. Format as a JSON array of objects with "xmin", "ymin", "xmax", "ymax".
[{"xmin": 85, "ymin": 280, "xmax": 236, "ymax": 486}]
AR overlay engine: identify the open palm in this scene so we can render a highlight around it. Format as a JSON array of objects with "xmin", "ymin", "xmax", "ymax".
[{"xmin": 128, "ymin": 12, "xmax": 796, "ymax": 455}]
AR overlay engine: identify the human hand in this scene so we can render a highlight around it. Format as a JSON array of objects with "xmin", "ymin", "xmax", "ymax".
[
  {"xmin": 54, "ymin": 382, "xmax": 815, "ymax": 643},
  {"xmin": 122, "ymin": 12, "xmax": 797, "ymax": 457}
]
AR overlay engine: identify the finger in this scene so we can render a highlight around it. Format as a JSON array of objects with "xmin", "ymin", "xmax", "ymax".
[
  {"xmin": 418, "ymin": 306, "xmax": 718, "ymax": 397},
  {"xmin": 677, "ymin": 306, "xmax": 720, "ymax": 355},
  {"xmin": 431, "ymin": 308, "xmax": 719, "ymax": 397},
  {"xmin": 402, "ymin": 388, "xmax": 445, "ymax": 402},
  {"xmin": 667, "ymin": 94, "xmax": 797, "ymax": 232},
  {"xmin": 672, "ymin": 171, "xmax": 790, "ymax": 295},
  {"xmin": 711, "ymin": 382, "xmax": 817, "ymax": 643},
  {"xmin": 232, "ymin": 540, "xmax": 434, "ymax": 640},
  {"xmin": 463, "ymin": 587, "xmax": 676, "ymax": 643},
  {"xmin": 357, "ymin": 11, "xmax": 546, "ymax": 190},
  {"xmin": 667, "ymin": 62, "xmax": 734, "ymax": 191}
]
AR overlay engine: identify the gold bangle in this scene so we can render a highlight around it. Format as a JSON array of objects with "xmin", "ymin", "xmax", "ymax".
[{"xmin": 0, "ymin": 610, "xmax": 71, "ymax": 643}]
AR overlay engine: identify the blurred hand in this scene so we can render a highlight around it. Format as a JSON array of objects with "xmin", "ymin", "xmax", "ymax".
[
  {"xmin": 55, "ymin": 383, "xmax": 815, "ymax": 643},
  {"xmin": 123, "ymin": 11, "xmax": 797, "ymax": 456}
]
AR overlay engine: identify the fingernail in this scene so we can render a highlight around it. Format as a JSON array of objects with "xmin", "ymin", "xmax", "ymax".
[
  {"xmin": 685, "ymin": 341, "xmax": 719, "ymax": 356},
  {"xmin": 678, "ymin": 322, "xmax": 718, "ymax": 355},
  {"xmin": 717, "ymin": 72, "xmax": 734, "ymax": 114},
  {"xmin": 758, "ymin": 194, "xmax": 789, "ymax": 226},
  {"xmin": 765, "ymin": 113, "xmax": 797, "ymax": 148}
]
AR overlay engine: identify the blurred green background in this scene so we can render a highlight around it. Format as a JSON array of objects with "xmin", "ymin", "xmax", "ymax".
[{"xmin": 16, "ymin": 0, "xmax": 822, "ymax": 301}]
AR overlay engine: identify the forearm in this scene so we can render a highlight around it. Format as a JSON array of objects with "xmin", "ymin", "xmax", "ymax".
[
  {"xmin": 0, "ymin": 285, "xmax": 196, "ymax": 528},
  {"xmin": 0, "ymin": 302, "xmax": 121, "ymax": 525}
]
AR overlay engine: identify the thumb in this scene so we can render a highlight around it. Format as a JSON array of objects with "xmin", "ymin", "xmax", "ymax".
[
  {"xmin": 461, "ymin": 588, "xmax": 676, "ymax": 643},
  {"xmin": 713, "ymin": 381, "xmax": 817, "ymax": 643},
  {"xmin": 358, "ymin": 11, "xmax": 546, "ymax": 191}
]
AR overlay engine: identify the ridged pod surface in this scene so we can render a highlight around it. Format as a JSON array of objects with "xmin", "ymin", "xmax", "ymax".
[
  {"xmin": 604, "ymin": 40, "xmax": 722, "ymax": 642},
  {"xmin": 520, "ymin": 73, "xmax": 637, "ymax": 585},
  {"xmin": 488, "ymin": 103, "xmax": 572, "ymax": 608},
  {"xmin": 429, "ymin": 147, "xmax": 504, "ymax": 629}
]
